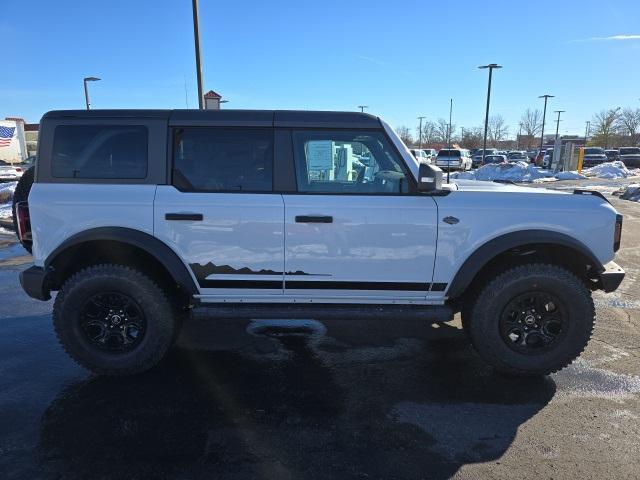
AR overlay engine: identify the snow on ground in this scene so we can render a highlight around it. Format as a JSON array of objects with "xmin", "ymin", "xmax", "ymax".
[
  {"xmin": 554, "ymin": 171, "xmax": 587, "ymax": 180},
  {"xmin": 0, "ymin": 182, "xmax": 17, "ymax": 221},
  {"xmin": 453, "ymin": 161, "xmax": 553, "ymax": 183},
  {"xmin": 453, "ymin": 160, "xmax": 640, "ymax": 184},
  {"xmin": 583, "ymin": 161, "xmax": 640, "ymax": 179},
  {"xmin": 0, "ymin": 203, "xmax": 12, "ymax": 220},
  {"xmin": 620, "ymin": 184, "xmax": 640, "ymax": 202},
  {"xmin": 0, "ymin": 182, "xmax": 17, "ymax": 204}
]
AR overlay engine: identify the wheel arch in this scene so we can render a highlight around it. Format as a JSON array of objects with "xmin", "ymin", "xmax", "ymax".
[
  {"xmin": 45, "ymin": 227, "xmax": 198, "ymax": 299},
  {"xmin": 446, "ymin": 230, "xmax": 604, "ymax": 301}
]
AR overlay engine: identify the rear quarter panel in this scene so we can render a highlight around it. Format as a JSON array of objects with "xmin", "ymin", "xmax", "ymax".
[
  {"xmin": 28, "ymin": 184, "xmax": 157, "ymax": 267},
  {"xmin": 432, "ymin": 189, "xmax": 618, "ymax": 291}
]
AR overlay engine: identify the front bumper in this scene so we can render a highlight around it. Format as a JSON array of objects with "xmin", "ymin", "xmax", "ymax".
[
  {"xmin": 19, "ymin": 266, "xmax": 52, "ymax": 301},
  {"xmin": 597, "ymin": 261, "xmax": 625, "ymax": 293}
]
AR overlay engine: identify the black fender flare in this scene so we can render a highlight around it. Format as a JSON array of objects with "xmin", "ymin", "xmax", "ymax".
[
  {"xmin": 45, "ymin": 227, "xmax": 198, "ymax": 296},
  {"xmin": 446, "ymin": 230, "xmax": 604, "ymax": 299}
]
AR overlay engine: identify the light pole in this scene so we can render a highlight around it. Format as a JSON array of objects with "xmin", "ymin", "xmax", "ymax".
[
  {"xmin": 192, "ymin": 0, "xmax": 205, "ymax": 109},
  {"xmin": 479, "ymin": 63, "xmax": 502, "ymax": 165},
  {"xmin": 418, "ymin": 116, "xmax": 425, "ymax": 148},
  {"xmin": 358, "ymin": 105, "xmax": 369, "ymax": 113},
  {"xmin": 446, "ymin": 98, "xmax": 453, "ymax": 183},
  {"xmin": 83, "ymin": 77, "xmax": 101, "ymax": 110},
  {"xmin": 517, "ymin": 122, "xmax": 523, "ymax": 150},
  {"xmin": 584, "ymin": 121, "xmax": 591, "ymax": 144},
  {"xmin": 553, "ymin": 110, "xmax": 565, "ymax": 141},
  {"xmin": 538, "ymin": 94, "xmax": 554, "ymax": 152}
]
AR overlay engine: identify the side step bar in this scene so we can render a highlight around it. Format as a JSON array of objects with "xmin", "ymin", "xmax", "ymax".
[{"xmin": 192, "ymin": 304, "xmax": 453, "ymax": 323}]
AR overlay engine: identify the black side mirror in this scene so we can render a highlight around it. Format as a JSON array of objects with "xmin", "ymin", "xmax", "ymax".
[{"xmin": 417, "ymin": 163, "xmax": 443, "ymax": 192}]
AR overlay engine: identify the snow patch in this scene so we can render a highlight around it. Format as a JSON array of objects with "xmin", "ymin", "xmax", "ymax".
[
  {"xmin": 554, "ymin": 171, "xmax": 587, "ymax": 180},
  {"xmin": 583, "ymin": 161, "xmax": 637, "ymax": 179},
  {"xmin": 620, "ymin": 183, "xmax": 640, "ymax": 202},
  {"xmin": 0, "ymin": 203, "xmax": 12, "ymax": 220},
  {"xmin": 0, "ymin": 182, "xmax": 17, "ymax": 204},
  {"xmin": 452, "ymin": 161, "xmax": 553, "ymax": 183}
]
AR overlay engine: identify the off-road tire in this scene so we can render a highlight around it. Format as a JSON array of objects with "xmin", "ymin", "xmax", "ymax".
[
  {"xmin": 11, "ymin": 166, "xmax": 34, "ymax": 253},
  {"xmin": 467, "ymin": 263, "xmax": 595, "ymax": 376},
  {"xmin": 53, "ymin": 264, "xmax": 176, "ymax": 375}
]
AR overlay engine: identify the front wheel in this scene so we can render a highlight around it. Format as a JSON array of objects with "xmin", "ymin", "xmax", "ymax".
[
  {"xmin": 53, "ymin": 264, "xmax": 176, "ymax": 375},
  {"xmin": 467, "ymin": 263, "xmax": 595, "ymax": 376}
]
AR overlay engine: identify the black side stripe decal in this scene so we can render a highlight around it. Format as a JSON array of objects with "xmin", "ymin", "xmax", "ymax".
[
  {"xmin": 198, "ymin": 279, "xmax": 283, "ymax": 289},
  {"xmin": 285, "ymin": 281, "xmax": 429, "ymax": 291},
  {"xmin": 196, "ymin": 279, "xmax": 448, "ymax": 292}
]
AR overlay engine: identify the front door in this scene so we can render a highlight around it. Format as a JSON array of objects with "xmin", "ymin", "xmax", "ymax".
[
  {"xmin": 154, "ymin": 126, "xmax": 285, "ymax": 299},
  {"xmin": 282, "ymin": 129, "xmax": 439, "ymax": 301}
]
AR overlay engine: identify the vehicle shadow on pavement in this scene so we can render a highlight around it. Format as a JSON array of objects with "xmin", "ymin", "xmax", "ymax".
[{"xmin": 36, "ymin": 321, "xmax": 556, "ymax": 480}]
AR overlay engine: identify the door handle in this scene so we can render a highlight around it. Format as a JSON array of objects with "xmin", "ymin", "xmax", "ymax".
[
  {"xmin": 165, "ymin": 213, "xmax": 203, "ymax": 221},
  {"xmin": 295, "ymin": 215, "xmax": 333, "ymax": 223}
]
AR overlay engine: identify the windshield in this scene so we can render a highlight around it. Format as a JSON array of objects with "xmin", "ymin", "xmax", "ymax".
[
  {"xmin": 437, "ymin": 150, "xmax": 461, "ymax": 157},
  {"xmin": 584, "ymin": 148, "xmax": 604, "ymax": 155},
  {"xmin": 619, "ymin": 147, "xmax": 640, "ymax": 155}
]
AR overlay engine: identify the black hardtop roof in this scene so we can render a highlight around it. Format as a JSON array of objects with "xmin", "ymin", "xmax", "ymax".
[{"xmin": 42, "ymin": 109, "xmax": 381, "ymax": 128}]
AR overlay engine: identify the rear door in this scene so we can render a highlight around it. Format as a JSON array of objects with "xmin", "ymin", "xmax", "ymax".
[
  {"xmin": 154, "ymin": 123, "xmax": 285, "ymax": 300},
  {"xmin": 281, "ymin": 128, "xmax": 439, "ymax": 302}
]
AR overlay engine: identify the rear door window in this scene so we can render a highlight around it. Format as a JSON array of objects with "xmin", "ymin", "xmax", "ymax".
[
  {"xmin": 52, "ymin": 125, "xmax": 147, "ymax": 179},
  {"xmin": 172, "ymin": 127, "xmax": 273, "ymax": 192}
]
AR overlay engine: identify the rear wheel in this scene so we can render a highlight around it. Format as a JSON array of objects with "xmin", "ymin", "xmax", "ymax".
[
  {"xmin": 467, "ymin": 263, "xmax": 595, "ymax": 376},
  {"xmin": 53, "ymin": 264, "xmax": 176, "ymax": 375}
]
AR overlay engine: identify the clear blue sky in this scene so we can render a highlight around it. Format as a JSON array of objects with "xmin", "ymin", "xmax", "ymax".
[{"xmin": 2, "ymin": 0, "xmax": 639, "ymax": 136}]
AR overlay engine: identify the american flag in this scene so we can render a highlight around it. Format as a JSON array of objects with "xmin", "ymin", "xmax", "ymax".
[{"xmin": 0, "ymin": 126, "xmax": 15, "ymax": 147}]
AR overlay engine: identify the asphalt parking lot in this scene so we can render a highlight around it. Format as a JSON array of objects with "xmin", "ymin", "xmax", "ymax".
[{"xmin": 0, "ymin": 182, "xmax": 639, "ymax": 480}]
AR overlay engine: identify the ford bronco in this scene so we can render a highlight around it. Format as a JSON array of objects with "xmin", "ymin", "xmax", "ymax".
[{"xmin": 16, "ymin": 109, "xmax": 624, "ymax": 376}]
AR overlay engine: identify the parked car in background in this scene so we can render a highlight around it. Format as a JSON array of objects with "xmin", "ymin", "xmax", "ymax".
[
  {"xmin": 423, "ymin": 148, "xmax": 437, "ymax": 161},
  {"xmin": 0, "ymin": 160, "xmax": 25, "ymax": 182},
  {"xmin": 436, "ymin": 148, "xmax": 472, "ymax": 170},
  {"xmin": 582, "ymin": 147, "xmax": 608, "ymax": 168},
  {"xmin": 471, "ymin": 148, "xmax": 498, "ymax": 167},
  {"xmin": 618, "ymin": 147, "xmax": 640, "ymax": 167},
  {"xmin": 507, "ymin": 151, "xmax": 528, "ymax": 161},
  {"xmin": 604, "ymin": 149, "xmax": 619, "ymax": 161},
  {"xmin": 409, "ymin": 148, "xmax": 432, "ymax": 164},
  {"xmin": 483, "ymin": 154, "xmax": 508, "ymax": 164},
  {"xmin": 527, "ymin": 150, "xmax": 538, "ymax": 161}
]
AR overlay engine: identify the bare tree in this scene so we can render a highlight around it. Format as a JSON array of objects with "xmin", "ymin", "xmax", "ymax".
[
  {"xmin": 417, "ymin": 120, "xmax": 437, "ymax": 145},
  {"xmin": 460, "ymin": 126, "xmax": 483, "ymax": 148},
  {"xmin": 434, "ymin": 118, "xmax": 456, "ymax": 144},
  {"xmin": 591, "ymin": 108, "xmax": 621, "ymax": 148},
  {"xmin": 616, "ymin": 107, "xmax": 640, "ymax": 145},
  {"xmin": 520, "ymin": 108, "xmax": 542, "ymax": 148},
  {"xmin": 488, "ymin": 115, "xmax": 509, "ymax": 146},
  {"xmin": 396, "ymin": 126, "xmax": 414, "ymax": 146}
]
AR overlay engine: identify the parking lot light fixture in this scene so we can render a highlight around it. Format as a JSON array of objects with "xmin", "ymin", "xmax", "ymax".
[
  {"xmin": 554, "ymin": 110, "xmax": 565, "ymax": 141},
  {"xmin": 479, "ymin": 64, "xmax": 502, "ymax": 165},
  {"xmin": 83, "ymin": 76, "xmax": 101, "ymax": 110},
  {"xmin": 538, "ymin": 94, "xmax": 554, "ymax": 153}
]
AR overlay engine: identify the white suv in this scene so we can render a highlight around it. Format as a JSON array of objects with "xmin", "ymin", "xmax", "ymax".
[
  {"xmin": 16, "ymin": 109, "xmax": 624, "ymax": 376},
  {"xmin": 435, "ymin": 148, "xmax": 472, "ymax": 170}
]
